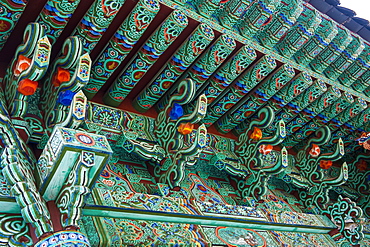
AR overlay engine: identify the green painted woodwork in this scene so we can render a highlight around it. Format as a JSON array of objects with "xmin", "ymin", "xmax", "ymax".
[
  {"xmin": 217, "ymin": 64, "xmax": 295, "ymax": 134},
  {"xmin": 235, "ymin": 107, "xmax": 288, "ymax": 200},
  {"xmin": 353, "ymin": 69, "xmax": 370, "ymax": 93},
  {"xmin": 293, "ymin": 15, "xmax": 338, "ymax": 67},
  {"xmin": 37, "ymin": 0, "xmax": 82, "ymax": 45},
  {"xmin": 202, "ymin": 55, "xmax": 276, "ymax": 128},
  {"xmin": 309, "ymin": 25, "xmax": 353, "ymax": 74},
  {"xmin": 3, "ymin": 23, "xmax": 50, "ymax": 120},
  {"xmin": 193, "ymin": 0, "xmax": 222, "ymax": 17},
  {"xmin": 258, "ymin": 79, "xmax": 327, "ymax": 136},
  {"xmin": 83, "ymin": 0, "xmax": 160, "ymax": 99},
  {"xmin": 36, "ymin": 127, "xmax": 112, "ymax": 201},
  {"xmin": 218, "ymin": 0, "xmax": 253, "ymax": 30},
  {"xmin": 284, "ymin": 91, "xmax": 353, "ymax": 148},
  {"xmin": 154, "ymin": 79, "xmax": 207, "ymax": 187},
  {"xmin": 40, "ymin": 36, "xmax": 91, "ymax": 132},
  {"xmin": 275, "ymin": 4, "xmax": 322, "ymax": 59},
  {"xmin": 339, "ymin": 42, "xmax": 370, "ymax": 87},
  {"xmin": 133, "ymin": 23, "xmax": 215, "ymax": 112},
  {"xmin": 156, "ymin": 33, "xmax": 238, "ymax": 112},
  {"xmin": 256, "ymin": 0, "xmax": 303, "ymax": 49},
  {"xmin": 239, "ymin": 0, "xmax": 281, "ymax": 39},
  {"xmin": 197, "ymin": 45, "xmax": 257, "ymax": 107},
  {"xmin": 323, "ymin": 196, "xmax": 364, "ymax": 245},
  {"xmin": 72, "ymin": 0, "xmax": 126, "ymax": 53},
  {"xmin": 0, "ymin": 0, "xmax": 28, "ymax": 51},
  {"xmin": 103, "ymin": 10, "xmax": 189, "ymax": 107},
  {"xmin": 0, "ymin": 85, "xmax": 53, "ymax": 238},
  {"xmin": 0, "ymin": 0, "xmax": 370, "ymax": 245},
  {"xmin": 83, "ymin": 204, "xmax": 335, "ymax": 234},
  {"xmin": 324, "ymin": 34, "xmax": 365, "ymax": 80}
]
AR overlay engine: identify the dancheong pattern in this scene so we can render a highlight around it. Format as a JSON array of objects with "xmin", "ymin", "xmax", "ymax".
[{"xmin": 0, "ymin": 0, "xmax": 369, "ymax": 246}]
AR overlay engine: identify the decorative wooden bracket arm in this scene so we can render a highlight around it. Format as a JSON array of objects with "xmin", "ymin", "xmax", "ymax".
[
  {"xmin": 116, "ymin": 131, "xmax": 166, "ymax": 163},
  {"xmin": 313, "ymin": 138, "xmax": 345, "ymax": 182},
  {"xmin": 232, "ymin": 107, "xmax": 289, "ymax": 200},
  {"xmin": 42, "ymin": 38, "xmax": 91, "ymax": 131},
  {"xmin": 157, "ymin": 124, "xmax": 207, "ymax": 188},
  {"xmin": 296, "ymin": 125, "xmax": 345, "ymax": 183},
  {"xmin": 237, "ymin": 146, "xmax": 289, "ymax": 201},
  {"xmin": 53, "ymin": 90, "xmax": 87, "ymax": 130},
  {"xmin": 345, "ymin": 154, "xmax": 370, "ymax": 194},
  {"xmin": 9, "ymin": 35, "xmax": 52, "ymax": 119},
  {"xmin": 235, "ymin": 106, "xmax": 275, "ymax": 162},
  {"xmin": 179, "ymin": 93, "xmax": 207, "ymax": 125},
  {"xmin": 258, "ymin": 120, "xmax": 286, "ymax": 147},
  {"xmin": 154, "ymin": 78, "xmax": 207, "ymax": 154},
  {"xmin": 296, "ymin": 126, "xmax": 331, "ymax": 170},
  {"xmin": 176, "ymin": 124, "xmax": 207, "ymax": 164},
  {"xmin": 298, "ymin": 126, "xmax": 332, "ymax": 159},
  {"xmin": 4, "ymin": 22, "xmax": 45, "ymax": 109},
  {"xmin": 262, "ymin": 147, "xmax": 289, "ymax": 175},
  {"xmin": 317, "ymin": 138, "xmax": 345, "ymax": 164},
  {"xmin": 239, "ymin": 119, "xmax": 286, "ymax": 168},
  {"xmin": 323, "ymin": 196, "xmax": 364, "ymax": 246},
  {"xmin": 298, "ymin": 160, "xmax": 348, "ymax": 213},
  {"xmin": 320, "ymin": 162, "xmax": 348, "ymax": 186},
  {"xmin": 155, "ymin": 78, "xmax": 196, "ymax": 124},
  {"xmin": 40, "ymin": 36, "xmax": 82, "ymax": 109}
]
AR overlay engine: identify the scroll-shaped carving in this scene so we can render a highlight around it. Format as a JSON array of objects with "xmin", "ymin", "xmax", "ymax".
[
  {"xmin": 235, "ymin": 107, "xmax": 288, "ymax": 200},
  {"xmin": 53, "ymin": 90, "xmax": 87, "ymax": 130},
  {"xmin": 343, "ymin": 153, "xmax": 370, "ymax": 218},
  {"xmin": 154, "ymin": 79, "xmax": 206, "ymax": 153},
  {"xmin": 154, "ymin": 79, "xmax": 207, "ymax": 188},
  {"xmin": 299, "ymin": 161, "xmax": 348, "ymax": 212},
  {"xmin": 156, "ymin": 124, "xmax": 207, "ymax": 188},
  {"xmin": 0, "ymin": 214, "xmax": 32, "ymax": 246},
  {"xmin": 4, "ymin": 22, "xmax": 46, "ymax": 111},
  {"xmin": 9, "ymin": 36, "xmax": 51, "ymax": 119},
  {"xmin": 1, "ymin": 148, "xmax": 53, "ymax": 238},
  {"xmin": 296, "ymin": 126, "xmax": 344, "ymax": 182},
  {"xmin": 345, "ymin": 154, "xmax": 370, "ymax": 196},
  {"xmin": 41, "ymin": 36, "xmax": 91, "ymax": 131},
  {"xmin": 56, "ymin": 151, "xmax": 95, "ymax": 228},
  {"xmin": 116, "ymin": 130, "xmax": 166, "ymax": 163},
  {"xmin": 295, "ymin": 127, "xmax": 348, "ymax": 211},
  {"xmin": 324, "ymin": 196, "xmax": 364, "ymax": 246}
]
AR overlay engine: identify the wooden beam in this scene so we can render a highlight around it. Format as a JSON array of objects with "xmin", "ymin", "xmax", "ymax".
[{"xmin": 83, "ymin": 204, "xmax": 335, "ymax": 234}]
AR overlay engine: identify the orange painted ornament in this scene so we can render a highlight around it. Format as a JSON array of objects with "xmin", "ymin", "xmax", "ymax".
[
  {"xmin": 14, "ymin": 55, "xmax": 31, "ymax": 76},
  {"xmin": 178, "ymin": 122, "xmax": 194, "ymax": 135},
  {"xmin": 259, "ymin": 144, "xmax": 273, "ymax": 155},
  {"xmin": 249, "ymin": 127, "xmax": 262, "ymax": 141},
  {"xmin": 18, "ymin": 79, "xmax": 38, "ymax": 96},
  {"xmin": 309, "ymin": 144, "xmax": 321, "ymax": 157},
  {"xmin": 53, "ymin": 67, "xmax": 71, "ymax": 87},
  {"xmin": 319, "ymin": 160, "xmax": 332, "ymax": 169}
]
